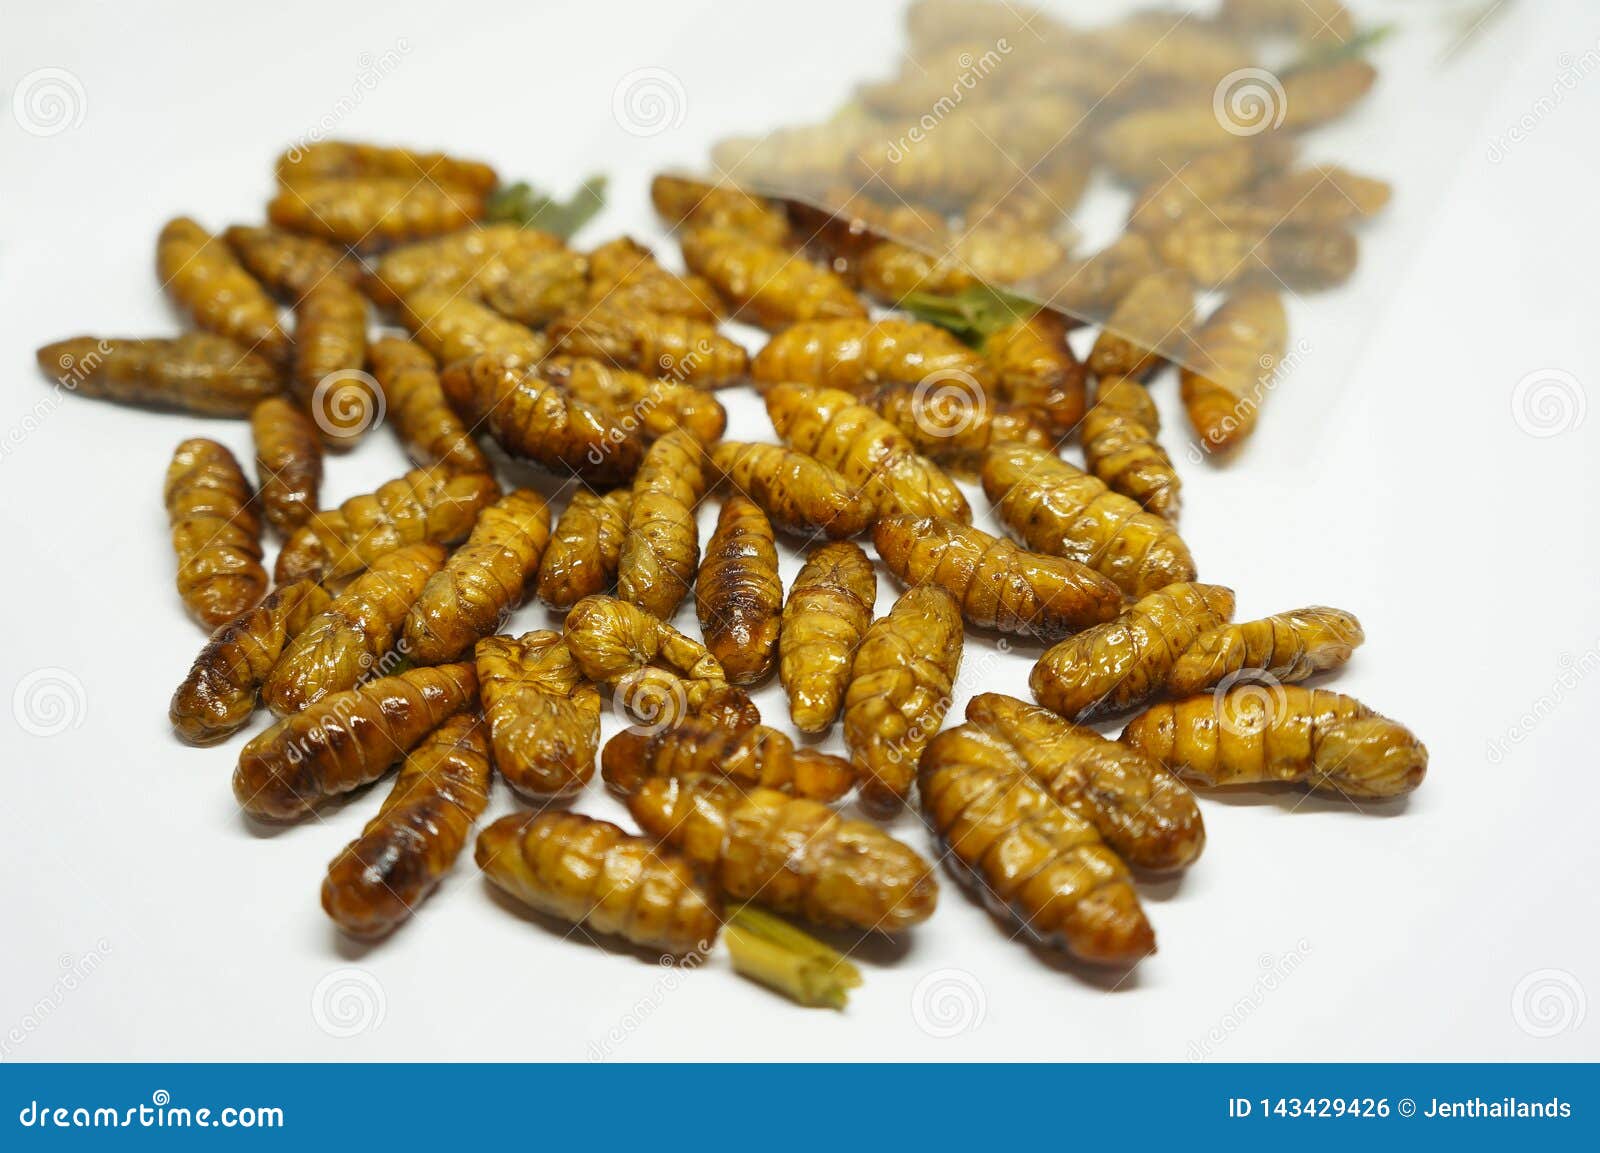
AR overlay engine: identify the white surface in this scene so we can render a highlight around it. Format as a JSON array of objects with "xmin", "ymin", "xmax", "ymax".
[{"xmin": 2, "ymin": 0, "xmax": 1597, "ymax": 1062}]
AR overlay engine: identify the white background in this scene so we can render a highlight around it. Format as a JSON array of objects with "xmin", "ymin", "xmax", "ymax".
[{"xmin": 2, "ymin": 0, "xmax": 1597, "ymax": 1062}]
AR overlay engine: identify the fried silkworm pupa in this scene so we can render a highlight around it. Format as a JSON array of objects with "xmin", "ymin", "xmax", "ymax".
[
  {"xmin": 681, "ymin": 226, "xmax": 866, "ymax": 331},
  {"xmin": 983, "ymin": 443, "xmax": 1195, "ymax": 600},
  {"xmin": 234, "ymin": 662, "xmax": 478, "ymax": 820},
  {"xmin": 322, "ymin": 711, "xmax": 492, "ymax": 938},
  {"xmin": 223, "ymin": 224, "xmax": 361, "ymax": 303},
  {"xmin": 365, "ymin": 224, "xmax": 565, "ymax": 308},
  {"xmin": 274, "ymin": 467, "xmax": 500, "ymax": 585},
  {"xmin": 276, "ymin": 141, "xmax": 499, "ymax": 194},
  {"xmin": 764, "ymin": 383, "xmax": 970, "ymax": 523},
  {"xmin": 399, "ymin": 281, "xmax": 548, "ymax": 368},
  {"xmin": 563, "ymin": 594, "xmax": 725, "ymax": 687},
  {"xmin": 1044, "ymin": 233, "xmax": 1162, "ymax": 318},
  {"xmin": 438, "ymin": 351, "xmax": 641, "ymax": 485},
  {"xmin": 696, "ymin": 496, "xmax": 782, "ymax": 685},
  {"xmin": 1280, "ymin": 59, "xmax": 1376, "ymax": 129},
  {"xmin": 966, "ymin": 152, "xmax": 1092, "ymax": 232},
  {"xmin": 1088, "ymin": 270, "xmax": 1195, "ymax": 381},
  {"xmin": 649, "ymin": 174, "xmax": 791, "ymax": 244},
  {"xmin": 292, "ymin": 278, "xmax": 372, "ymax": 447},
  {"xmin": 479, "ymin": 246, "xmax": 590, "ymax": 327},
  {"xmin": 157, "ymin": 216, "xmax": 290, "ymax": 364},
  {"xmin": 586, "ymin": 236, "xmax": 722, "ymax": 322},
  {"xmin": 601, "ymin": 714, "xmax": 855, "ymax": 803},
  {"xmin": 475, "ymin": 811, "xmax": 721, "ymax": 956},
  {"xmin": 708, "ymin": 441, "xmax": 875, "ymax": 540},
  {"xmin": 250, "ymin": 397, "xmax": 322, "ymax": 536},
  {"xmin": 539, "ymin": 355, "xmax": 727, "ymax": 446},
  {"xmin": 964, "ymin": 692, "xmax": 1203, "ymax": 871},
  {"xmin": 1094, "ymin": 105, "xmax": 1245, "ymax": 185},
  {"xmin": 1157, "ymin": 220, "xmax": 1356, "ymax": 292},
  {"xmin": 856, "ymin": 229, "xmax": 1067, "ymax": 306},
  {"xmin": 169, "ymin": 580, "xmax": 332, "ymax": 745},
  {"xmin": 536, "ymin": 488, "xmax": 632, "ymax": 608},
  {"xmin": 1127, "ymin": 138, "xmax": 1296, "ymax": 235},
  {"xmin": 476, "ymin": 631, "xmax": 601, "ymax": 798},
  {"xmin": 1080, "ymin": 377, "xmax": 1180, "ymax": 520},
  {"xmin": 980, "ymin": 312, "xmax": 1089, "ymax": 436},
  {"xmin": 919, "ymin": 724, "xmax": 1155, "ymax": 964},
  {"xmin": 625, "ymin": 771, "xmax": 938, "ymax": 932},
  {"xmin": 617, "ymin": 430, "xmax": 706, "ymax": 620},
  {"xmin": 874, "ymin": 516, "xmax": 1123, "ymax": 640},
  {"xmin": 1031, "ymin": 582, "xmax": 1236, "ymax": 721},
  {"xmin": 780, "ymin": 541, "xmax": 876, "ymax": 735},
  {"xmin": 843, "ymin": 586, "xmax": 964, "ymax": 814},
  {"xmin": 403, "ymin": 489, "xmax": 552, "ymax": 664},
  {"xmin": 165, "ymin": 438, "xmax": 267, "ymax": 629},
  {"xmin": 368, "ymin": 337, "xmax": 490, "ymax": 475},
  {"xmin": 1122, "ymin": 686, "xmax": 1427, "ymax": 799},
  {"xmin": 1219, "ymin": 0, "xmax": 1353, "ymax": 46},
  {"xmin": 1165, "ymin": 606, "xmax": 1365, "ymax": 697},
  {"xmin": 37, "ymin": 335, "xmax": 282, "ymax": 417},
  {"xmin": 853, "ymin": 100, "xmax": 1083, "ymax": 207},
  {"xmin": 1089, "ymin": 11, "xmax": 1251, "ymax": 84},
  {"xmin": 262, "ymin": 543, "xmax": 445, "ymax": 716},
  {"xmin": 549, "ymin": 305, "xmax": 749, "ymax": 388},
  {"xmin": 268, "ymin": 178, "xmax": 486, "ymax": 252},
  {"xmin": 1179, "ymin": 288, "xmax": 1289, "ymax": 453},
  {"xmin": 905, "ymin": 0, "xmax": 1033, "ymax": 49},
  {"xmin": 860, "ymin": 380, "xmax": 1054, "ymax": 476},
  {"xmin": 1250, "ymin": 165, "xmax": 1391, "ymax": 226},
  {"xmin": 750, "ymin": 317, "xmax": 992, "ymax": 393}
]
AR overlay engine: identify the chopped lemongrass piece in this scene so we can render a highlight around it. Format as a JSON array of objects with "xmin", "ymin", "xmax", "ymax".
[{"xmin": 725, "ymin": 905, "xmax": 863, "ymax": 1010}]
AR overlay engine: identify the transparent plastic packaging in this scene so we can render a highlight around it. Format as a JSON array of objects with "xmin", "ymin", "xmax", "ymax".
[{"xmin": 668, "ymin": 0, "xmax": 1507, "ymax": 462}]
